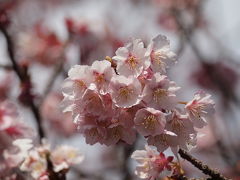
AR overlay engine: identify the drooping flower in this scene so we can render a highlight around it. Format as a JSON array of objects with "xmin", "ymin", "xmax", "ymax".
[
  {"xmin": 104, "ymin": 125, "xmax": 136, "ymax": 145},
  {"xmin": 131, "ymin": 145, "xmax": 173, "ymax": 180},
  {"xmin": 142, "ymin": 73, "xmax": 180, "ymax": 110},
  {"xmin": 109, "ymin": 76, "xmax": 142, "ymax": 108},
  {"xmin": 146, "ymin": 35, "xmax": 177, "ymax": 74},
  {"xmin": 113, "ymin": 39, "xmax": 149, "ymax": 77},
  {"xmin": 165, "ymin": 109, "xmax": 197, "ymax": 151},
  {"xmin": 185, "ymin": 91, "xmax": 215, "ymax": 128},
  {"xmin": 147, "ymin": 130, "xmax": 178, "ymax": 153},
  {"xmin": 134, "ymin": 108, "xmax": 166, "ymax": 136}
]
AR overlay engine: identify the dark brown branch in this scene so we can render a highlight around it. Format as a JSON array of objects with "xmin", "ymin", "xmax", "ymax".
[
  {"xmin": 171, "ymin": 174, "xmax": 214, "ymax": 180},
  {"xmin": 43, "ymin": 60, "xmax": 64, "ymax": 97},
  {"xmin": 0, "ymin": 26, "xmax": 45, "ymax": 139},
  {"xmin": 178, "ymin": 149, "xmax": 231, "ymax": 180}
]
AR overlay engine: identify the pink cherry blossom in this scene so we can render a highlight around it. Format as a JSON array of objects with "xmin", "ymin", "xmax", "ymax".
[
  {"xmin": 14, "ymin": 139, "xmax": 84, "ymax": 179},
  {"xmin": 113, "ymin": 39, "xmax": 149, "ymax": 77},
  {"xmin": 131, "ymin": 145, "xmax": 173, "ymax": 180},
  {"xmin": 142, "ymin": 73, "xmax": 180, "ymax": 110},
  {"xmin": 104, "ymin": 125, "xmax": 136, "ymax": 145},
  {"xmin": 147, "ymin": 130, "xmax": 178, "ymax": 152},
  {"xmin": 0, "ymin": 101, "xmax": 33, "ymax": 139},
  {"xmin": 134, "ymin": 108, "xmax": 166, "ymax": 136},
  {"xmin": 51, "ymin": 145, "xmax": 84, "ymax": 172},
  {"xmin": 146, "ymin": 35, "xmax": 177, "ymax": 73},
  {"xmin": 185, "ymin": 91, "xmax": 215, "ymax": 128},
  {"xmin": 3, "ymin": 139, "xmax": 33, "ymax": 168},
  {"xmin": 165, "ymin": 109, "xmax": 197, "ymax": 151},
  {"xmin": 109, "ymin": 76, "xmax": 142, "ymax": 108},
  {"xmin": 90, "ymin": 60, "xmax": 115, "ymax": 94},
  {"xmin": 60, "ymin": 34, "xmax": 216, "ymax": 151},
  {"xmin": 62, "ymin": 65, "xmax": 92, "ymax": 99}
]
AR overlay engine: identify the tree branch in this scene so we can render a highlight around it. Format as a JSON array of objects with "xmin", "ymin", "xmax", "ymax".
[
  {"xmin": 178, "ymin": 149, "xmax": 230, "ymax": 180},
  {"xmin": 0, "ymin": 26, "xmax": 45, "ymax": 139}
]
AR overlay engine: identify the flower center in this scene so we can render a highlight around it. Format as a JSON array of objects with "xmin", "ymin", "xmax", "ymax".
[
  {"xmin": 151, "ymin": 51, "xmax": 166, "ymax": 66},
  {"xmin": 153, "ymin": 88, "xmax": 167, "ymax": 103},
  {"xmin": 75, "ymin": 80, "xmax": 86, "ymax": 88},
  {"xmin": 143, "ymin": 115, "xmax": 157, "ymax": 130},
  {"xmin": 95, "ymin": 74, "xmax": 105, "ymax": 84},
  {"xmin": 111, "ymin": 126, "xmax": 121, "ymax": 139},
  {"xmin": 172, "ymin": 119, "xmax": 184, "ymax": 132},
  {"xmin": 119, "ymin": 87, "xmax": 132, "ymax": 100},
  {"xmin": 156, "ymin": 134, "xmax": 168, "ymax": 146},
  {"xmin": 127, "ymin": 55, "xmax": 138, "ymax": 69}
]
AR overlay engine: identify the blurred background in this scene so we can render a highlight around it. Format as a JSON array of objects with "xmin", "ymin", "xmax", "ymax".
[{"xmin": 0, "ymin": 0, "xmax": 240, "ymax": 179}]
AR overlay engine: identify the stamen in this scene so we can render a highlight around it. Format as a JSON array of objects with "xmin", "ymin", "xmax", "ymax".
[
  {"xmin": 142, "ymin": 115, "xmax": 157, "ymax": 130},
  {"xmin": 153, "ymin": 88, "xmax": 167, "ymax": 103},
  {"xmin": 119, "ymin": 87, "xmax": 132, "ymax": 100},
  {"xmin": 127, "ymin": 55, "xmax": 138, "ymax": 69}
]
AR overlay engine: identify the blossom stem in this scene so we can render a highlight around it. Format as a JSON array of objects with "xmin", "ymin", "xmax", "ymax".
[
  {"xmin": 178, "ymin": 149, "xmax": 230, "ymax": 180},
  {"xmin": 178, "ymin": 101, "xmax": 187, "ymax": 105},
  {"xmin": 0, "ymin": 26, "xmax": 45, "ymax": 140}
]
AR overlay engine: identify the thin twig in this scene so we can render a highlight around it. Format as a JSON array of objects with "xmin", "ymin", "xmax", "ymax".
[
  {"xmin": 178, "ymin": 149, "xmax": 231, "ymax": 180},
  {"xmin": 0, "ymin": 26, "xmax": 45, "ymax": 139}
]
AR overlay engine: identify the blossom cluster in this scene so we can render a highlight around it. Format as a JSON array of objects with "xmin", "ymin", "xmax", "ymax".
[
  {"xmin": 131, "ymin": 145, "xmax": 174, "ymax": 180},
  {"xmin": 0, "ymin": 101, "xmax": 33, "ymax": 178},
  {"xmin": 62, "ymin": 34, "xmax": 215, "ymax": 153},
  {"xmin": 5, "ymin": 139, "xmax": 84, "ymax": 180},
  {"xmin": 0, "ymin": 101, "xmax": 33, "ymax": 141}
]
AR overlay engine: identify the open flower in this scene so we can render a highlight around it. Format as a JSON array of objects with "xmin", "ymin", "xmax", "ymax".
[
  {"xmin": 134, "ymin": 108, "xmax": 166, "ymax": 136},
  {"xmin": 147, "ymin": 130, "xmax": 178, "ymax": 153},
  {"xmin": 131, "ymin": 145, "xmax": 173, "ymax": 180},
  {"xmin": 166, "ymin": 109, "xmax": 197, "ymax": 151},
  {"xmin": 142, "ymin": 73, "xmax": 180, "ymax": 110},
  {"xmin": 90, "ymin": 60, "xmax": 115, "ymax": 94},
  {"xmin": 51, "ymin": 145, "xmax": 84, "ymax": 172},
  {"xmin": 146, "ymin": 35, "xmax": 177, "ymax": 74},
  {"xmin": 113, "ymin": 39, "xmax": 149, "ymax": 77},
  {"xmin": 109, "ymin": 76, "xmax": 142, "ymax": 108},
  {"xmin": 185, "ymin": 91, "xmax": 215, "ymax": 128},
  {"xmin": 62, "ymin": 65, "xmax": 92, "ymax": 99},
  {"xmin": 14, "ymin": 140, "xmax": 84, "ymax": 179},
  {"xmin": 3, "ymin": 139, "xmax": 33, "ymax": 168}
]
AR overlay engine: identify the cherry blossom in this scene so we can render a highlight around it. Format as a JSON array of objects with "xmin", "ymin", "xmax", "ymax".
[
  {"xmin": 142, "ymin": 73, "xmax": 180, "ymax": 110},
  {"xmin": 12, "ymin": 139, "xmax": 84, "ymax": 179},
  {"xmin": 109, "ymin": 75, "xmax": 142, "ymax": 108},
  {"xmin": 90, "ymin": 60, "xmax": 115, "ymax": 94},
  {"xmin": 51, "ymin": 145, "xmax": 84, "ymax": 172},
  {"xmin": 0, "ymin": 101, "xmax": 33, "ymax": 139},
  {"xmin": 134, "ymin": 108, "xmax": 166, "ymax": 136},
  {"xmin": 131, "ymin": 145, "xmax": 173, "ymax": 180},
  {"xmin": 146, "ymin": 35, "xmax": 177, "ymax": 73},
  {"xmin": 185, "ymin": 91, "xmax": 215, "ymax": 128},
  {"xmin": 62, "ymin": 65, "xmax": 92, "ymax": 99},
  {"xmin": 147, "ymin": 130, "xmax": 178, "ymax": 153},
  {"xmin": 61, "ymin": 34, "xmax": 215, "ymax": 151},
  {"xmin": 113, "ymin": 39, "xmax": 149, "ymax": 77}
]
